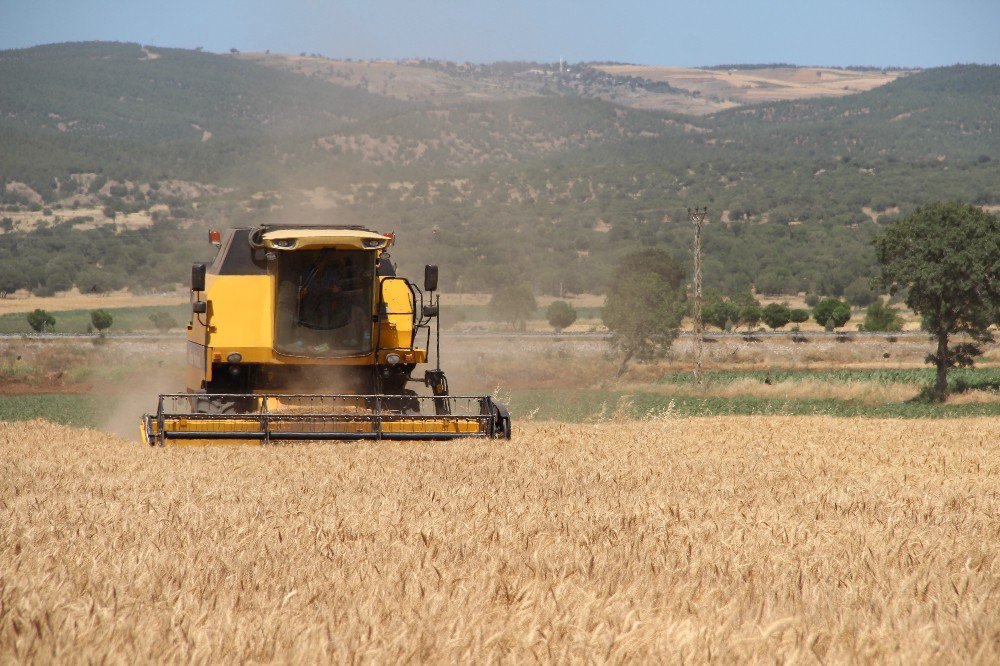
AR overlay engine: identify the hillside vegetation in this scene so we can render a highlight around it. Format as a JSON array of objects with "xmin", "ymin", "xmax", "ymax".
[{"xmin": 0, "ymin": 43, "xmax": 997, "ymax": 296}]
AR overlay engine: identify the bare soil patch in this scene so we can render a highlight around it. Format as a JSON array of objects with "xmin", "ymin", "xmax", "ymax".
[
  {"xmin": 594, "ymin": 65, "xmax": 909, "ymax": 107},
  {"xmin": 0, "ymin": 290, "xmax": 186, "ymax": 315}
]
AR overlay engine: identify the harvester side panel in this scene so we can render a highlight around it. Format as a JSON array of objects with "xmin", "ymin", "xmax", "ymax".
[{"xmin": 378, "ymin": 277, "xmax": 415, "ymax": 350}]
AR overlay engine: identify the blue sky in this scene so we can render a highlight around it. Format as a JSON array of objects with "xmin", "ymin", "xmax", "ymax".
[{"xmin": 1, "ymin": 0, "xmax": 997, "ymax": 67}]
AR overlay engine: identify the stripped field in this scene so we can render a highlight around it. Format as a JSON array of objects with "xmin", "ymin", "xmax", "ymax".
[{"xmin": 2, "ymin": 417, "xmax": 999, "ymax": 662}]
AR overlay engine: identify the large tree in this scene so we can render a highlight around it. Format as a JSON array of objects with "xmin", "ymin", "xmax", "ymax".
[
  {"xmin": 489, "ymin": 285, "xmax": 537, "ymax": 331},
  {"xmin": 0, "ymin": 264, "xmax": 24, "ymax": 298},
  {"xmin": 603, "ymin": 249, "xmax": 687, "ymax": 377},
  {"xmin": 874, "ymin": 202, "xmax": 1000, "ymax": 400}
]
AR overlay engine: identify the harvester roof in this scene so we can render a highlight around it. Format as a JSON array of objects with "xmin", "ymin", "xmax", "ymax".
[{"xmin": 261, "ymin": 227, "xmax": 392, "ymax": 251}]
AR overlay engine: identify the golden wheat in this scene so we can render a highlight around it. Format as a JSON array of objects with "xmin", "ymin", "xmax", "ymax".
[{"xmin": 3, "ymin": 416, "xmax": 999, "ymax": 663}]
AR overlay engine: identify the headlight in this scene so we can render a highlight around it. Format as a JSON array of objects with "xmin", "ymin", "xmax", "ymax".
[
  {"xmin": 363, "ymin": 239, "xmax": 385, "ymax": 248},
  {"xmin": 272, "ymin": 239, "xmax": 296, "ymax": 248},
  {"xmin": 227, "ymin": 352, "xmax": 242, "ymax": 364},
  {"xmin": 385, "ymin": 353, "xmax": 401, "ymax": 365}
]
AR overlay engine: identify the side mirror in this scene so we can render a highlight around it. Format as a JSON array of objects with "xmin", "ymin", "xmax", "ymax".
[
  {"xmin": 191, "ymin": 263, "xmax": 206, "ymax": 292},
  {"xmin": 192, "ymin": 301, "xmax": 207, "ymax": 314},
  {"xmin": 424, "ymin": 264, "xmax": 439, "ymax": 292}
]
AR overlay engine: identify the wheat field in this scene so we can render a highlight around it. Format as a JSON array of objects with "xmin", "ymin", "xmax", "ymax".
[{"xmin": 3, "ymin": 416, "xmax": 999, "ymax": 663}]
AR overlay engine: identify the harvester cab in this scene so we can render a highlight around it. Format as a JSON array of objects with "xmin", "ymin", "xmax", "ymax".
[{"xmin": 141, "ymin": 225, "xmax": 511, "ymax": 445}]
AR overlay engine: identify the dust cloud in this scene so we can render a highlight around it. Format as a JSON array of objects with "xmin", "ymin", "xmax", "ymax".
[{"xmin": 100, "ymin": 341, "xmax": 185, "ymax": 440}]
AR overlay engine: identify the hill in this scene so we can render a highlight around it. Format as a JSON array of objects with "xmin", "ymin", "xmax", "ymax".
[
  {"xmin": 0, "ymin": 43, "xmax": 997, "ymax": 299},
  {"xmin": 240, "ymin": 53, "xmax": 910, "ymax": 115},
  {"xmin": 0, "ymin": 42, "xmax": 404, "ymax": 141}
]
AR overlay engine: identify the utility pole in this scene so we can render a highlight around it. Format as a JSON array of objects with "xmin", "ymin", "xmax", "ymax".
[{"xmin": 688, "ymin": 206, "xmax": 708, "ymax": 384}]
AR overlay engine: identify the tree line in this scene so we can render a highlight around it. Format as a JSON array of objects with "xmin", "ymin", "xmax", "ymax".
[{"xmin": 599, "ymin": 202, "xmax": 999, "ymax": 400}]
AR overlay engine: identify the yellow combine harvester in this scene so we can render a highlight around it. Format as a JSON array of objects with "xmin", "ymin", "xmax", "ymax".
[{"xmin": 141, "ymin": 225, "xmax": 511, "ymax": 445}]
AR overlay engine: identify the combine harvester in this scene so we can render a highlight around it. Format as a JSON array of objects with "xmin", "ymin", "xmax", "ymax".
[{"xmin": 141, "ymin": 225, "xmax": 511, "ymax": 444}]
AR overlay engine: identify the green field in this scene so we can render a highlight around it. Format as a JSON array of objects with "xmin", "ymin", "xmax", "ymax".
[
  {"xmin": 0, "ymin": 394, "xmax": 112, "ymax": 428},
  {"xmin": 506, "ymin": 389, "xmax": 1000, "ymax": 421},
  {"xmin": 658, "ymin": 367, "xmax": 1000, "ymax": 391},
  {"xmin": 1, "ymin": 386, "xmax": 996, "ymax": 434}
]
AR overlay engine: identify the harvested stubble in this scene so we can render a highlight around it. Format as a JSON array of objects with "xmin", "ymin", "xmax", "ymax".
[{"xmin": 3, "ymin": 416, "xmax": 1000, "ymax": 662}]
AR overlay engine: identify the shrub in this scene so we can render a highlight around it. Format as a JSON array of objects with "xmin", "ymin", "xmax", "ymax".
[
  {"xmin": 545, "ymin": 301, "xmax": 577, "ymax": 332},
  {"xmin": 90, "ymin": 310, "xmax": 114, "ymax": 334},
  {"xmin": 789, "ymin": 308, "xmax": 810, "ymax": 324},
  {"xmin": 761, "ymin": 303, "xmax": 791, "ymax": 330},
  {"xmin": 702, "ymin": 298, "xmax": 740, "ymax": 331},
  {"xmin": 26, "ymin": 309, "xmax": 56, "ymax": 332},
  {"xmin": 813, "ymin": 297, "xmax": 851, "ymax": 330},
  {"xmin": 148, "ymin": 312, "xmax": 179, "ymax": 333},
  {"xmin": 860, "ymin": 300, "xmax": 903, "ymax": 332},
  {"xmin": 739, "ymin": 304, "xmax": 763, "ymax": 331}
]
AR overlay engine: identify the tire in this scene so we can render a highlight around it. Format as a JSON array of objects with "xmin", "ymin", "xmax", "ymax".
[{"xmin": 491, "ymin": 402, "xmax": 512, "ymax": 440}]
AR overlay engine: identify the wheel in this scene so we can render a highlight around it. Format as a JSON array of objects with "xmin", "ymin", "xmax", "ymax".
[{"xmin": 491, "ymin": 402, "xmax": 512, "ymax": 440}]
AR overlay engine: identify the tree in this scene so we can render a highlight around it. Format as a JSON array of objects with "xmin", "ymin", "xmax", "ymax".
[
  {"xmin": 844, "ymin": 277, "xmax": 878, "ymax": 308},
  {"xmin": 702, "ymin": 296, "xmax": 740, "ymax": 331},
  {"xmin": 739, "ymin": 304, "xmax": 763, "ymax": 331},
  {"xmin": 43, "ymin": 256, "xmax": 77, "ymax": 294},
  {"xmin": 874, "ymin": 202, "xmax": 1000, "ymax": 400},
  {"xmin": 719, "ymin": 290, "xmax": 761, "ymax": 331},
  {"xmin": 545, "ymin": 300, "xmax": 577, "ymax": 332},
  {"xmin": 761, "ymin": 303, "xmax": 792, "ymax": 330},
  {"xmin": 603, "ymin": 249, "xmax": 687, "ymax": 377},
  {"xmin": 26, "ymin": 309, "xmax": 55, "ymax": 333},
  {"xmin": 789, "ymin": 308, "xmax": 810, "ymax": 325},
  {"xmin": 860, "ymin": 300, "xmax": 903, "ymax": 332},
  {"xmin": 812, "ymin": 297, "xmax": 851, "ymax": 330},
  {"xmin": 0, "ymin": 264, "xmax": 24, "ymax": 298},
  {"xmin": 149, "ymin": 311, "xmax": 179, "ymax": 333},
  {"xmin": 489, "ymin": 285, "xmax": 537, "ymax": 331},
  {"xmin": 90, "ymin": 309, "xmax": 113, "ymax": 334},
  {"xmin": 76, "ymin": 265, "xmax": 126, "ymax": 294}
]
